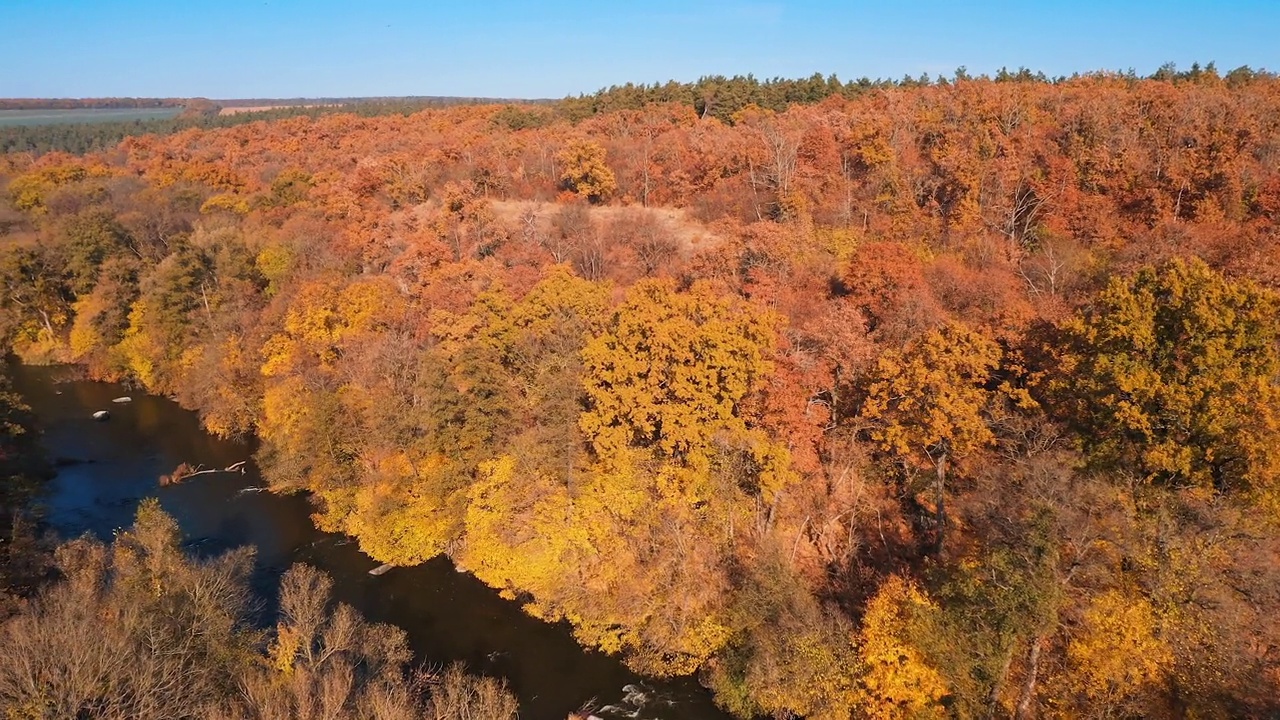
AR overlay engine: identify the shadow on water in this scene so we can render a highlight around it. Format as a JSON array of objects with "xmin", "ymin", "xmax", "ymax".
[{"xmin": 7, "ymin": 363, "xmax": 731, "ymax": 720}]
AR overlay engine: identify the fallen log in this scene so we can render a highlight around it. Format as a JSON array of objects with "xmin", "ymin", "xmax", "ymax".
[{"xmin": 160, "ymin": 461, "xmax": 250, "ymax": 486}]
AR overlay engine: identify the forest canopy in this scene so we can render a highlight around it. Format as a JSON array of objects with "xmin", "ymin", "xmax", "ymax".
[{"xmin": 3, "ymin": 68, "xmax": 1280, "ymax": 718}]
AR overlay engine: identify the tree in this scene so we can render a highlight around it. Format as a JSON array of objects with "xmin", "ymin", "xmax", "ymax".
[
  {"xmin": 703, "ymin": 547, "xmax": 862, "ymax": 720},
  {"xmin": 114, "ymin": 244, "xmax": 214, "ymax": 392},
  {"xmin": 1052, "ymin": 258, "xmax": 1280, "ymax": 508},
  {"xmin": 558, "ymin": 139, "xmax": 617, "ymax": 202},
  {"xmin": 0, "ymin": 502, "xmax": 519, "ymax": 720},
  {"xmin": 1065, "ymin": 589, "xmax": 1172, "ymax": 715},
  {"xmin": 580, "ymin": 279, "xmax": 788, "ymax": 493},
  {"xmin": 857, "ymin": 575, "xmax": 949, "ymax": 720},
  {"xmin": 861, "ymin": 322, "xmax": 1012, "ymax": 552},
  {"xmin": 0, "ymin": 244, "xmax": 72, "ymax": 353},
  {"xmin": 54, "ymin": 208, "xmax": 133, "ymax": 295},
  {"xmin": 68, "ymin": 256, "xmax": 140, "ymax": 376},
  {"xmin": 0, "ymin": 499, "xmax": 257, "ymax": 719}
]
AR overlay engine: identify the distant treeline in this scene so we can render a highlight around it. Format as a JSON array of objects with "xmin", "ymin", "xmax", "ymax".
[
  {"xmin": 0, "ymin": 95, "xmax": 544, "ymax": 111},
  {"xmin": 562, "ymin": 62, "xmax": 1276, "ymax": 121},
  {"xmin": 216, "ymin": 95, "xmax": 549, "ymax": 107},
  {"xmin": 0, "ymin": 98, "xmax": 511, "ymax": 155},
  {"xmin": 4, "ymin": 62, "xmax": 1273, "ymax": 155},
  {"xmin": 0, "ymin": 98, "xmax": 186, "ymax": 110}
]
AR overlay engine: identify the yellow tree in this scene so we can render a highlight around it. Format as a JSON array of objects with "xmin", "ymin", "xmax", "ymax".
[
  {"xmin": 461, "ymin": 449, "xmax": 737, "ymax": 678},
  {"xmin": 550, "ymin": 280, "xmax": 798, "ymax": 671},
  {"xmin": 558, "ymin": 139, "xmax": 618, "ymax": 203},
  {"xmin": 857, "ymin": 575, "xmax": 949, "ymax": 720},
  {"xmin": 861, "ymin": 322, "xmax": 1011, "ymax": 552},
  {"xmin": 1066, "ymin": 589, "xmax": 1173, "ymax": 715},
  {"xmin": 258, "ymin": 277, "xmax": 405, "ymax": 520},
  {"xmin": 580, "ymin": 279, "xmax": 791, "ymax": 498}
]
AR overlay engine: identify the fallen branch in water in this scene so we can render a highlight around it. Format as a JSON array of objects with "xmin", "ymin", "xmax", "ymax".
[{"xmin": 160, "ymin": 461, "xmax": 248, "ymax": 486}]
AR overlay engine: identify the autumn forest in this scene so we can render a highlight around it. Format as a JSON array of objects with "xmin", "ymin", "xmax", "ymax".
[{"xmin": 3, "ymin": 66, "xmax": 1280, "ymax": 718}]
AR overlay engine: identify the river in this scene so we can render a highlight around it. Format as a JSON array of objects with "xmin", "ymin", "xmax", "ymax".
[{"xmin": 7, "ymin": 363, "xmax": 731, "ymax": 720}]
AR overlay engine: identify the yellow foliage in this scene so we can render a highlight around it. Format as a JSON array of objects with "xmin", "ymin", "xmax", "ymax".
[
  {"xmin": 741, "ymin": 627, "xmax": 862, "ymax": 720},
  {"xmin": 264, "ymin": 277, "xmax": 404, "ymax": 377},
  {"xmin": 1067, "ymin": 589, "xmax": 1172, "ymax": 703},
  {"xmin": 7, "ymin": 159, "xmax": 113, "ymax": 214},
  {"xmin": 509, "ymin": 264, "xmax": 610, "ymax": 339},
  {"xmin": 259, "ymin": 376, "xmax": 308, "ymax": 447},
  {"xmin": 337, "ymin": 279, "xmax": 401, "ymax": 335},
  {"xmin": 557, "ymin": 139, "xmax": 617, "ymax": 202},
  {"xmin": 255, "ymin": 244, "xmax": 294, "ymax": 296},
  {"xmin": 343, "ymin": 454, "xmax": 462, "ymax": 566},
  {"xmin": 115, "ymin": 299, "xmax": 161, "ymax": 390},
  {"xmin": 199, "ymin": 335, "xmax": 260, "ymax": 438},
  {"xmin": 463, "ymin": 455, "xmax": 591, "ymax": 606},
  {"xmin": 269, "ymin": 623, "xmax": 302, "ymax": 677},
  {"xmin": 814, "ymin": 226, "xmax": 863, "ymax": 263},
  {"xmin": 258, "ymin": 333, "xmax": 296, "ymax": 379},
  {"xmin": 10, "ymin": 325, "xmax": 68, "ymax": 365},
  {"xmin": 462, "ymin": 449, "xmax": 737, "ymax": 677},
  {"xmin": 862, "ymin": 321, "xmax": 1004, "ymax": 467},
  {"xmin": 857, "ymin": 575, "xmax": 949, "ymax": 720},
  {"xmin": 310, "ymin": 488, "xmax": 358, "ymax": 534},
  {"xmin": 1053, "ymin": 258, "xmax": 1280, "ymax": 505},
  {"xmin": 580, "ymin": 279, "xmax": 780, "ymax": 470},
  {"xmin": 281, "ymin": 282, "xmax": 344, "ymax": 347},
  {"xmin": 199, "ymin": 193, "xmax": 251, "ymax": 216},
  {"xmin": 68, "ymin": 294, "xmax": 106, "ymax": 361}
]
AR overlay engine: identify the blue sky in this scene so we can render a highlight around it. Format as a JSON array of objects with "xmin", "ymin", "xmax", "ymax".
[{"xmin": 2, "ymin": 0, "xmax": 1276, "ymax": 99}]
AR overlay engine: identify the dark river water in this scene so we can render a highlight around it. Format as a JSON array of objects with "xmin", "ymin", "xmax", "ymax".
[{"xmin": 8, "ymin": 363, "xmax": 731, "ymax": 720}]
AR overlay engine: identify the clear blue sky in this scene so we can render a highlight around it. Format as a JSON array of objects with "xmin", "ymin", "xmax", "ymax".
[{"xmin": 2, "ymin": 0, "xmax": 1276, "ymax": 99}]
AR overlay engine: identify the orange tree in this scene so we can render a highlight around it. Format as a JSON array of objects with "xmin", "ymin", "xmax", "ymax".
[{"xmin": 861, "ymin": 322, "xmax": 1017, "ymax": 552}]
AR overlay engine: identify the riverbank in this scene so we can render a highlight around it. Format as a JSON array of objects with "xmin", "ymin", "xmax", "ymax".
[{"xmin": 4, "ymin": 362, "xmax": 728, "ymax": 720}]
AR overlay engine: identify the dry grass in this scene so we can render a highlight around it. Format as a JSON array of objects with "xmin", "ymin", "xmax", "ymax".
[{"xmin": 489, "ymin": 199, "xmax": 724, "ymax": 258}]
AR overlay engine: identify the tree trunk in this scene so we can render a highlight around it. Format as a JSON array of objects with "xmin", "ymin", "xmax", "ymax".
[
  {"xmin": 934, "ymin": 451, "xmax": 948, "ymax": 554},
  {"xmin": 1015, "ymin": 636, "xmax": 1043, "ymax": 720},
  {"xmin": 829, "ymin": 365, "xmax": 842, "ymax": 427},
  {"xmin": 983, "ymin": 650, "xmax": 1014, "ymax": 720},
  {"xmin": 38, "ymin": 308, "xmax": 53, "ymax": 337}
]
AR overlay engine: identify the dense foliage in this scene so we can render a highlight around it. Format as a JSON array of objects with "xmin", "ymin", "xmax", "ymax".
[
  {"xmin": 4, "ymin": 68, "xmax": 1280, "ymax": 718},
  {"xmin": 0, "ymin": 500, "xmax": 518, "ymax": 720}
]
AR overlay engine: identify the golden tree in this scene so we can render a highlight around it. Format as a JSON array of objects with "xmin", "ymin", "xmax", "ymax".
[
  {"xmin": 558, "ymin": 138, "xmax": 617, "ymax": 202},
  {"xmin": 857, "ymin": 575, "xmax": 949, "ymax": 720},
  {"xmin": 861, "ymin": 322, "xmax": 1010, "ymax": 551},
  {"xmin": 579, "ymin": 279, "xmax": 786, "ymax": 487}
]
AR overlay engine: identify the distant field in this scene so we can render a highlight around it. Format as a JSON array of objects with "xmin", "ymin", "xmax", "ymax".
[{"xmin": 0, "ymin": 107, "xmax": 184, "ymax": 127}]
